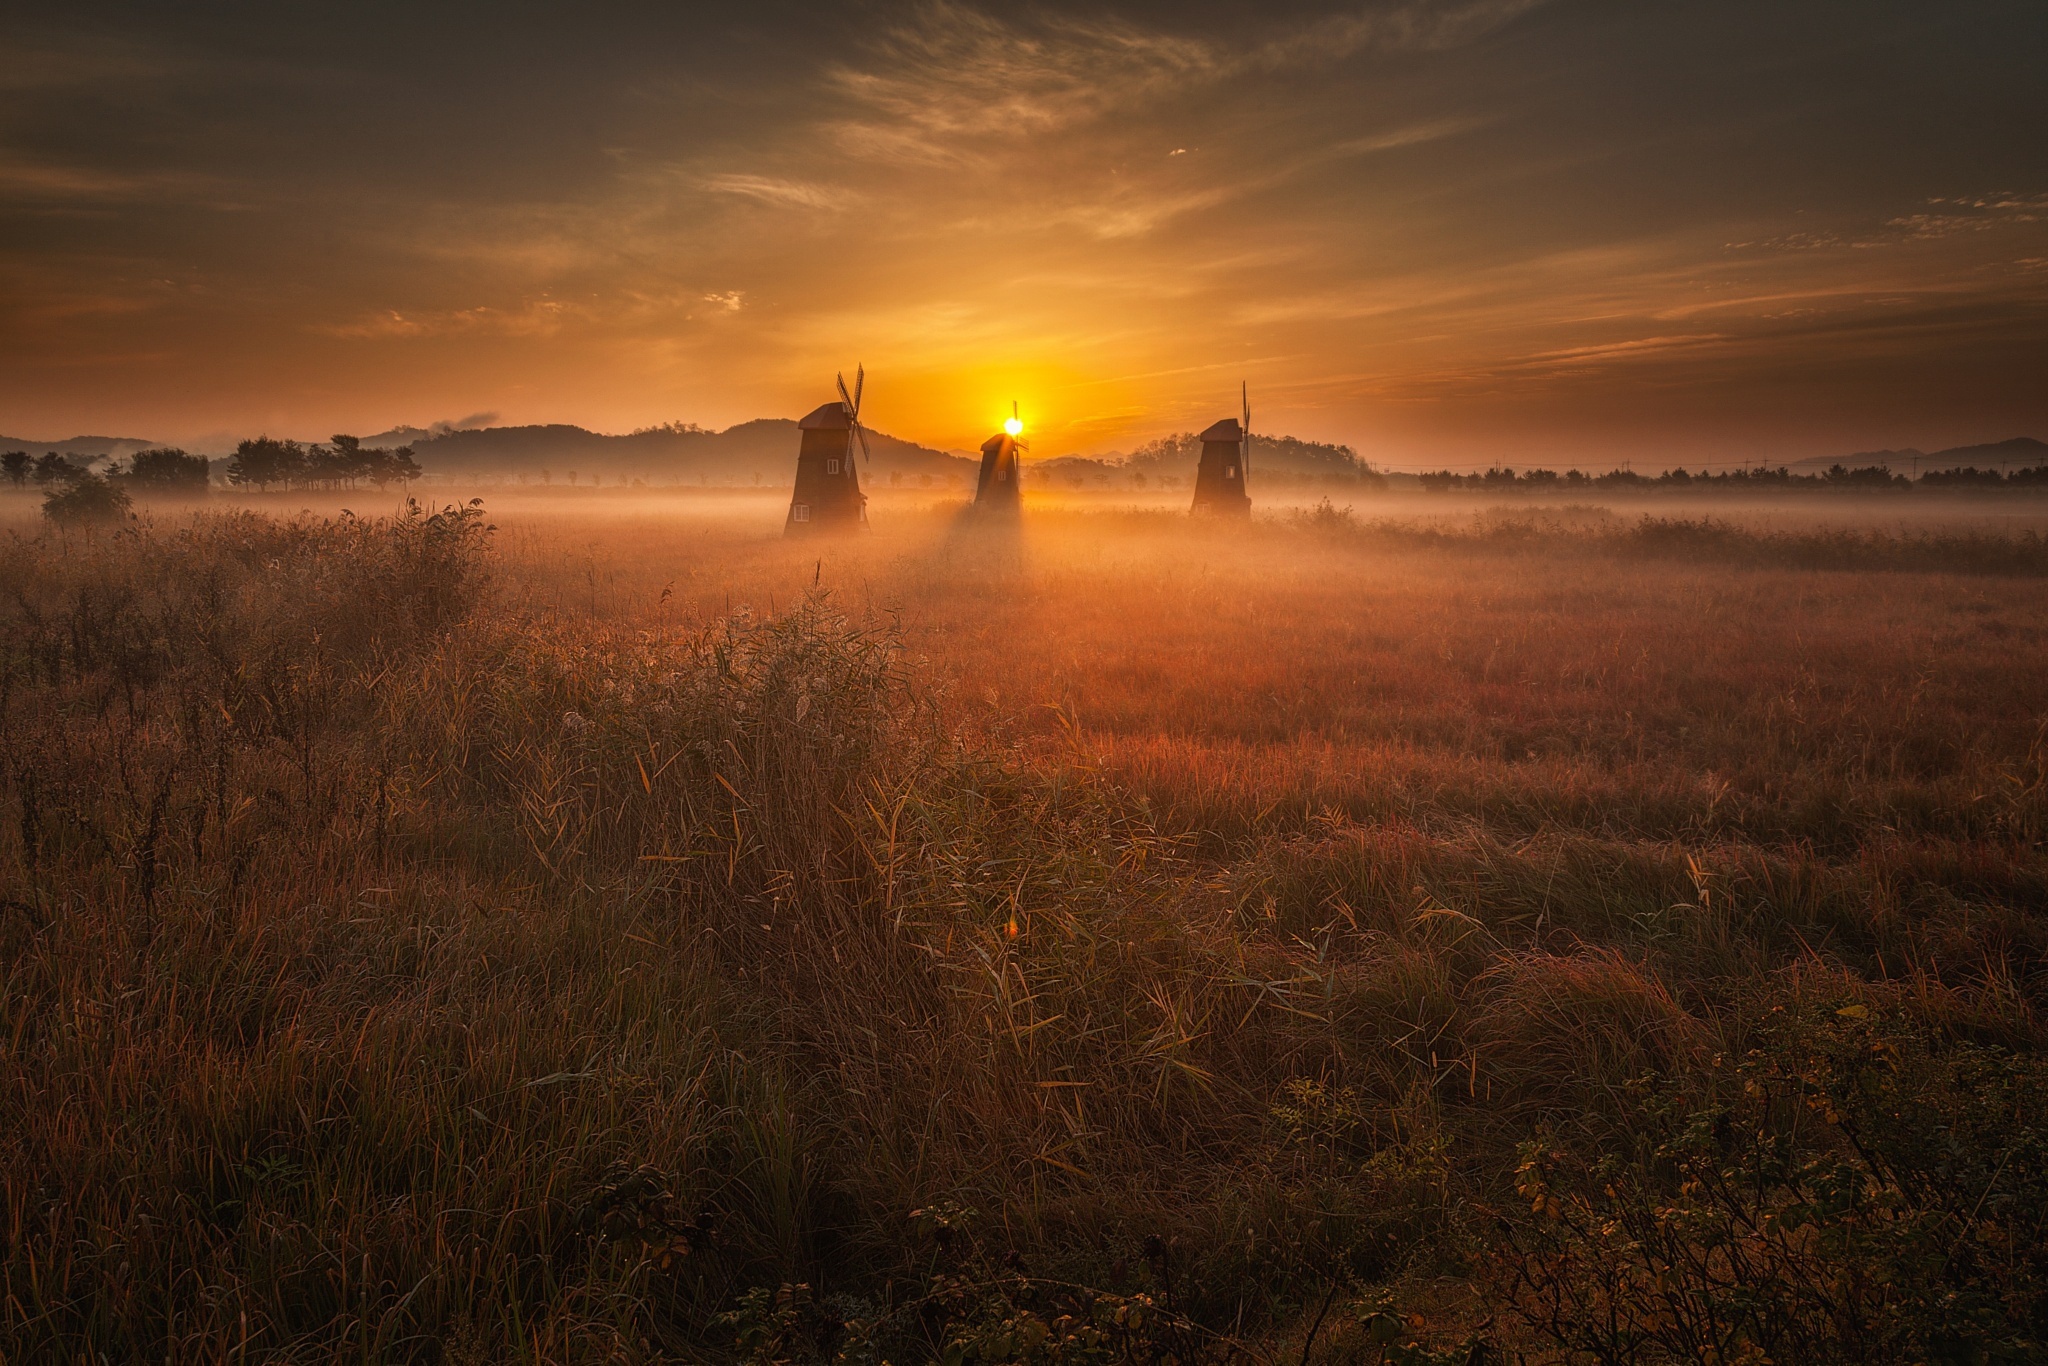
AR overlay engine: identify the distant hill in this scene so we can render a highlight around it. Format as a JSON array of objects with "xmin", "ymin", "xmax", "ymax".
[
  {"xmin": 404, "ymin": 420, "xmax": 977, "ymax": 485},
  {"xmin": 0, "ymin": 434, "xmax": 159, "ymax": 464},
  {"xmin": 1927, "ymin": 436, "xmax": 2048, "ymax": 466}
]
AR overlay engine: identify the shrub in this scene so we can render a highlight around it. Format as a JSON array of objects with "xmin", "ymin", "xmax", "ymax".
[
  {"xmin": 41, "ymin": 471, "xmax": 132, "ymax": 524},
  {"xmin": 1489, "ymin": 990, "xmax": 2048, "ymax": 1364}
]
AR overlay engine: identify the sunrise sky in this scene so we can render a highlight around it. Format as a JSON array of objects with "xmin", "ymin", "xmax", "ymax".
[{"xmin": 3, "ymin": 0, "xmax": 2044, "ymax": 464}]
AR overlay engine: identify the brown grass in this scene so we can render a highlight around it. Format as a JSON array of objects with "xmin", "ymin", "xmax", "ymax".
[{"xmin": 2, "ymin": 490, "xmax": 2045, "ymax": 1361}]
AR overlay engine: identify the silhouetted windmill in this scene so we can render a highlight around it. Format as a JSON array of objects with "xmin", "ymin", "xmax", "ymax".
[
  {"xmin": 784, "ymin": 366, "xmax": 870, "ymax": 535},
  {"xmin": 973, "ymin": 400, "xmax": 1024, "ymax": 515},
  {"xmin": 1190, "ymin": 384, "xmax": 1251, "ymax": 517}
]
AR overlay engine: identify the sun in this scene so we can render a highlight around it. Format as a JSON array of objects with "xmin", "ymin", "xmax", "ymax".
[{"xmin": 1003, "ymin": 415, "xmax": 1024, "ymax": 437}]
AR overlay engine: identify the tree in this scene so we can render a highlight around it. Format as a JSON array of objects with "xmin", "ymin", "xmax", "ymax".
[
  {"xmin": 362, "ymin": 444, "xmax": 422, "ymax": 490},
  {"xmin": 32, "ymin": 453, "xmax": 81, "ymax": 487},
  {"xmin": 124, "ymin": 447, "xmax": 212, "ymax": 492},
  {"xmin": 228, "ymin": 437, "xmax": 306, "ymax": 490},
  {"xmin": 1, "ymin": 451, "xmax": 28, "ymax": 487},
  {"xmin": 43, "ymin": 472, "xmax": 132, "ymax": 525}
]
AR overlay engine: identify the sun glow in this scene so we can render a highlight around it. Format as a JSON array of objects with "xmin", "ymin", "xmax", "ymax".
[{"xmin": 1003, "ymin": 415, "xmax": 1024, "ymax": 437}]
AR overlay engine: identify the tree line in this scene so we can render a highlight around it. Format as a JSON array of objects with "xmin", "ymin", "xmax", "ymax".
[
  {"xmin": 3, "ymin": 435, "xmax": 424, "ymax": 497},
  {"xmin": 225, "ymin": 435, "xmax": 422, "ymax": 491},
  {"xmin": 8, "ymin": 436, "xmax": 426, "ymax": 525},
  {"xmin": 1417, "ymin": 462, "xmax": 2048, "ymax": 492}
]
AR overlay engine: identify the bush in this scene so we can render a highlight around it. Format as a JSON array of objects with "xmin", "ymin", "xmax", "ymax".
[
  {"xmin": 41, "ymin": 471, "xmax": 132, "ymax": 524},
  {"xmin": 1489, "ymin": 990, "xmax": 2048, "ymax": 1364}
]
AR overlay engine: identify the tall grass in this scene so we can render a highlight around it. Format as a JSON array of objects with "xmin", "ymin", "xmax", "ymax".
[{"xmin": 3, "ymin": 503, "xmax": 2046, "ymax": 1362}]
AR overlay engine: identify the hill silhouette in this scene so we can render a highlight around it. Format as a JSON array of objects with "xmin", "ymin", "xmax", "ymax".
[
  {"xmin": 1796, "ymin": 436, "xmax": 2047, "ymax": 472},
  {"xmin": 400, "ymin": 420, "xmax": 976, "ymax": 485},
  {"xmin": 0, "ymin": 434, "xmax": 159, "ymax": 463}
]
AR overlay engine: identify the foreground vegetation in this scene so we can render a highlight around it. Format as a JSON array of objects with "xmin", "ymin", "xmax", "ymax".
[{"xmin": 3, "ymin": 502, "xmax": 2045, "ymax": 1362}]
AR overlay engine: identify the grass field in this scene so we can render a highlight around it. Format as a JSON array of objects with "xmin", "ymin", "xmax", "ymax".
[{"xmin": 4, "ymin": 487, "xmax": 2046, "ymax": 1363}]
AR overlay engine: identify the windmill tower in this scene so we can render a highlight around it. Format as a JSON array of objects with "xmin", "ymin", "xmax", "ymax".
[
  {"xmin": 973, "ymin": 400, "xmax": 1025, "ymax": 515},
  {"xmin": 784, "ymin": 366, "xmax": 870, "ymax": 535},
  {"xmin": 1190, "ymin": 384, "xmax": 1252, "ymax": 517}
]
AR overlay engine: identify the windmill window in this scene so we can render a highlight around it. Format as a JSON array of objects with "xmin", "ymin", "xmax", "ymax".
[
  {"xmin": 828, "ymin": 459, "xmax": 840, "ymax": 474},
  {"xmin": 792, "ymin": 504, "xmax": 810, "ymax": 522},
  {"xmin": 1227, "ymin": 466, "xmax": 1237, "ymax": 477}
]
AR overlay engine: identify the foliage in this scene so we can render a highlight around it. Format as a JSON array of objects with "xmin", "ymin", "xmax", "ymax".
[
  {"xmin": 1, "ymin": 450, "xmax": 28, "ymax": 486},
  {"xmin": 227, "ymin": 434, "xmax": 305, "ymax": 488},
  {"xmin": 716, "ymin": 1206, "xmax": 1229, "ymax": 1366},
  {"xmin": 1492, "ymin": 994, "xmax": 2048, "ymax": 1364},
  {"xmin": 227, "ymin": 434, "xmax": 423, "ymax": 490},
  {"xmin": 1416, "ymin": 462, "xmax": 2048, "ymax": 493},
  {"xmin": 122, "ymin": 446, "xmax": 212, "ymax": 491},
  {"xmin": 41, "ymin": 470, "xmax": 133, "ymax": 524},
  {"xmin": 31, "ymin": 452, "xmax": 81, "ymax": 486}
]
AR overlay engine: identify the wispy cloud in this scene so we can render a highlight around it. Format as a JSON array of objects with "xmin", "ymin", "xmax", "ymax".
[
  {"xmin": 0, "ymin": 156, "xmax": 222, "ymax": 204},
  {"xmin": 699, "ymin": 173, "xmax": 854, "ymax": 211},
  {"xmin": 1252, "ymin": 0, "xmax": 1554, "ymax": 68},
  {"xmin": 826, "ymin": 2, "xmax": 1216, "ymax": 162},
  {"xmin": 1727, "ymin": 192, "xmax": 2048, "ymax": 252},
  {"xmin": 825, "ymin": 0, "xmax": 1545, "ymax": 165},
  {"xmin": 314, "ymin": 299, "xmax": 574, "ymax": 340}
]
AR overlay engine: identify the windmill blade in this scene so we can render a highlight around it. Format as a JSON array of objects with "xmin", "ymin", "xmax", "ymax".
[
  {"xmin": 852, "ymin": 364, "xmax": 864, "ymax": 420},
  {"xmin": 1241, "ymin": 382, "xmax": 1252, "ymax": 480},
  {"xmin": 856, "ymin": 425, "xmax": 871, "ymax": 464},
  {"xmin": 836, "ymin": 372, "xmax": 854, "ymax": 416}
]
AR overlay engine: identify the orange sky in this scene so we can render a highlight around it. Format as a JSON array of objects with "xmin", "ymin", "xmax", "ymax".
[{"xmin": 2, "ymin": 1, "xmax": 2045, "ymax": 464}]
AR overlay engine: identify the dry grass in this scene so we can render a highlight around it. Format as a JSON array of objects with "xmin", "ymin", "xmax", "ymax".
[{"xmin": 2, "ymin": 489, "xmax": 2045, "ymax": 1361}]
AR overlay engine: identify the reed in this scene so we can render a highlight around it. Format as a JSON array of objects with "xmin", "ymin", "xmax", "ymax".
[{"xmin": 2, "ymin": 498, "xmax": 2044, "ymax": 1362}]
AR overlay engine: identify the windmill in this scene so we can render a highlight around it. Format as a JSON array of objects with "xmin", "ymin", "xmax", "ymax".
[
  {"xmin": 784, "ymin": 365, "xmax": 870, "ymax": 535},
  {"xmin": 1189, "ymin": 384, "xmax": 1252, "ymax": 517},
  {"xmin": 973, "ymin": 399, "xmax": 1025, "ymax": 515}
]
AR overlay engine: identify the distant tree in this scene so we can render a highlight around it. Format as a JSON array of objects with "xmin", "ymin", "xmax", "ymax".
[
  {"xmin": 228, "ymin": 437, "xmax": 307, "ymax": 490},
  {"xmin": 43, "ymin": 472, "xmax": 132, "ymax": 525},
  {"xmin": 32, "ymin": 453, "xmax": 81, "ymax": 487},
  {"xmin": 2010, "ymin": 465, "xmax": 2048, "ymax": 488},
  {"xmin": 362, "ymin": 445, "xmax": 422, "ymax": 489},
  {"xmin": 1, "ymin": 451, "xmax": 28, "ymax": 486},
  {"xmin": 1920, "ymin": 466, "xmax": 2003, "ymax": 488},
  {"xmin": 124, "ymin": 447, "xmax": 211, "ymax": 492},
  {"xmin": 1824, "ymin": 463, "xmax": 1909, "ymax": 490}
]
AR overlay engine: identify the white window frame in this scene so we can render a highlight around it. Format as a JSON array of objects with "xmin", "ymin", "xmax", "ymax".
[{"xmin": 792, "ymin": 504, "xmax": 810, "ymax": 522}]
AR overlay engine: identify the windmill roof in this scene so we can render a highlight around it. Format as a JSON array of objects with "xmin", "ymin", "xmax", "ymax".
[
  {"xmin": 799, "ymin": 402, "xmax": 852, "ymax": 430},
  {"xmin": 1199, "ymin": 418, "xmax": 1243, "ymax": 443},
  {"xmin": 981, "ymin": 433, "xmax": 1015, "ymax": 455}
]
